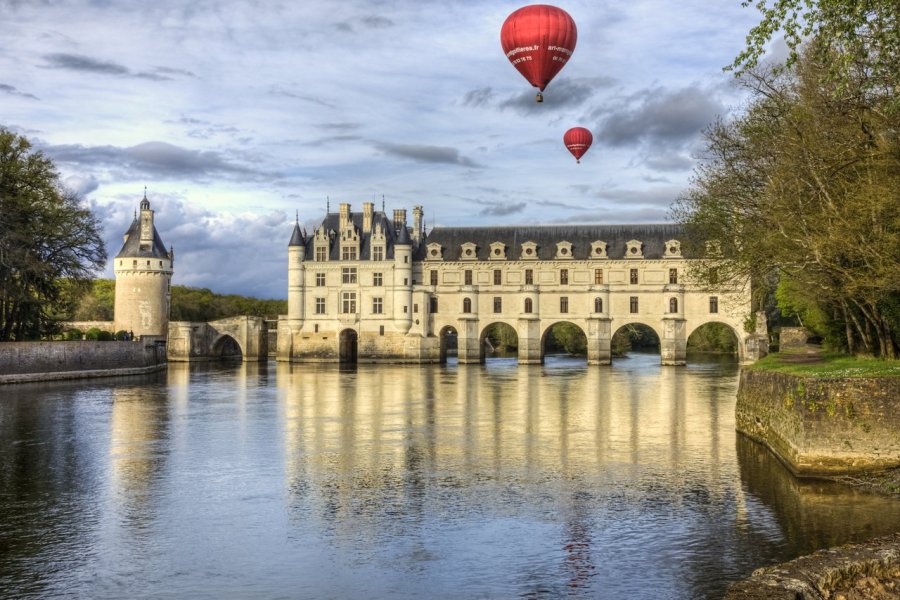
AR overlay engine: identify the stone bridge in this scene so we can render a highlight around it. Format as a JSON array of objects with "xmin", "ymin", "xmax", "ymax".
[{"xmin": 167, "ymin": 316, "xmax": 268, "ymax": 362}]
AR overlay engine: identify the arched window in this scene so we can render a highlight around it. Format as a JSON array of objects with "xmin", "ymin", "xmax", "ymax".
[
  {"xmin": 524, "ymin": 298, "xmax": 533, "ymax": 314},
  {"xmin": 669, "ymin": 297, "xmax": 678, "ymax": 313},
  {"xmin": 463, "ymin": 298, "xmax": 472, "ymax": 313},
  {"xmin": 594, "ymin": 297, "xmax": 603, "ymax": 313}
]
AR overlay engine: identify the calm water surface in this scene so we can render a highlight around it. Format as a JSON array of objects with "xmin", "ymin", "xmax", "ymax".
[{"xmin": 2, "ymin": 354, "xmax": 899, "ymax": 599}]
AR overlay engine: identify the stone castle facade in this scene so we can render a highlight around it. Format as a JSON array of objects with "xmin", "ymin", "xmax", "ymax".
[
  {"xmin": 277, "ymin": 202, "xmax": 755, "ymax": 365},
  {"xmin": 113, "ymin": 194, "xmax": 173, "ymax": 338}
]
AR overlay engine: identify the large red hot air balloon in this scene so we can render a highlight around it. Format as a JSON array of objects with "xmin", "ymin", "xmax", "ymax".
[
  {"xmin": 563, "ymin": 127, "xmax": 592, "ymax": 163},
  {"xmin": 500, "ymin": 5, "xmax": 577, "ymax": 103}
]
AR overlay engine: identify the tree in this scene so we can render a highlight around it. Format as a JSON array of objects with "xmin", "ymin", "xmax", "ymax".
[
  {"xmin": 674, "ymin": 42, "xmax": 900, "ymax": 357},
  {"xmin": 0, "ymin": 129, "xmax": 106, "ymax": 341},
  {"xmin": 730, "ymin": 0, "xmax": 899, "ymax": 104}
]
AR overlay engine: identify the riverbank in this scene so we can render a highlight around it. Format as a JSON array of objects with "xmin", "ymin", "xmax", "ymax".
[
  {"xmin": 735, "ymin": 347, "xmax": 900, "ymax": 476},
  {"xmin": 725, "ymin": 533, "xmax": 900, "ymax": 599}
]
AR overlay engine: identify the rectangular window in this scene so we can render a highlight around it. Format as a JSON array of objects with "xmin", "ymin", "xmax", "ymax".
[
  {"xmin": 710, "ymin": 296, "xmax": 719, "ymax": 313},
  {"xmin": 560, "ymin": 297, "xmax": 568, "ymax": 313},
  {"xmin": 464, "ymin": 270, "xmax": 472, "ymax": 285},
  {"xmin": 430, "ymin": 270, "xmax": 438, "ymax": 286},
  {"xmin": 429, "ymin": 297, "xmax": 438, "ymax": 313},
  {"xmin": 493, "ymin": 269, "xmax": 502, "ymax": 285},
  {"xmin": 342, "ymin": 267, "xmax": 357, "ymax": 284},
  {"xmin": 373, "ymin": 272, "xmax": 383, "ymax": 286},
  {"xmin": 315, "ymin": 246, "xmax": 327, "ymax": 261},
  {"xmin": 525, "ymin": 269, "xmax": 533, "ymax": 285},
  {"xmin": 404, "ymin": 255, "xmax": 408, "ymax": 264},
  {"xmin": 560, "ymin": 269, "xmax": 569, "ymax": 285},
  {"xmin": 341, "ymin": 246, "xmax": 357, "ymax": 261},
  {"xmin": 630, "ymin": 269, "xmax": 639, "ymax": 284},
  {"xmin": 314, "ymin": 324, "xmax": 319, "ymax": 333},
  {"xmin": 315, "ymin": 298, "xmax": 326, "ymax": 314},
  {"xmin": 315, "ymin": 272, "xmax": 325, "ymax": 287},
  {"xmin": 372, "ymin": 246, "xmax": 384, "ymax": 261},
  {"xmin": 630, "ymin": 296, "xmax": 639, "ymax": 314},
  {"xmin": 341, "ymin": 292, "xmax": 357, "ymax": 314},
  {"xmin": 413, "ymin": 303, "xmax": 418, "ymax": 313},
  {"xmin": 372, "ymin": 297, "xmax": 383, "ymax": 314},
  {"xmin": 669, "ymin": 268, "xmax": 678, "ymax": 284},
  {"xmin": 594, "ymin": 269, "xmax": 603, "ymax": 284},
  {"xmin": 379, "ymin": 325, "xmax": 384, "ymax": 336},
  {"xmin": 493, "ymin": 297, "xmax": 502, "ymax": 313}
]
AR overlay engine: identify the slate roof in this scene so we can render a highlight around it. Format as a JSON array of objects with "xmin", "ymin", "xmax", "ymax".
[
  {"xmin": 288, "ymin": 222, "xmax": 305, "ymax": 247},
  {"xmin": 115, "ymin": 218, "xmax": 171, "ymax": 259},
  {"xmin": 417, "ymin": 224, "xmax": 687, "ymax": 261},
  {"xmin": 299, "ymin": 210, "xmax": 402, "ymax": 260}
]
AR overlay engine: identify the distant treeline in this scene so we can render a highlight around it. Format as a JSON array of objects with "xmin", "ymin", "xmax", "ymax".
[{"xmin": 75, "ymin": 279, "xmax": 287, "ymax": 322}]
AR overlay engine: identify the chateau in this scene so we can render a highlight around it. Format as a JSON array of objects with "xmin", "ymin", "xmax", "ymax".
[{"xmin": 277, "ymin": 202, "xmax": 756, "ymax": 365}]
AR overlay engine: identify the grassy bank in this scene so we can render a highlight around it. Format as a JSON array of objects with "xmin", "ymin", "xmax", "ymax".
[{"xmin": 750, "ymin": 348, "xmax": 900, "ymax": 378}]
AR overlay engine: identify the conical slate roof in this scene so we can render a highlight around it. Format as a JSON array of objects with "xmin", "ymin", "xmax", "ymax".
[
  {"xmin": 288, "ymin": 222, "xmax": 305, "ymax": 246},
  {"xmin": 115, "ymin": 217, "xmax": 170, "ymax": 259}
]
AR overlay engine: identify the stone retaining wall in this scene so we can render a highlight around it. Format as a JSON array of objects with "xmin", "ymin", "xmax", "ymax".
[
  {"xmin": 0, "ymin": 338, "xmax": 166, "ymax": 384},
  {"xmin": 725, "ymin": 533, "xmax": 900, "ymax": 599},
  {"xmin": 736, "ymin": 369, "xmax": 900, "ymax": 474}
]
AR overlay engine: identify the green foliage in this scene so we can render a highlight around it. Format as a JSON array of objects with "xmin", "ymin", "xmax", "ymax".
[
  {"xmin": 84, "ymin": 327, "xmax": 102, "ymax": 340},
  {"xmin": 751, "ymin": 351, "xmax": 900, "ymax": 377},
  {"xmin": 62, "ymin": 328, "xmax": 83, "ymax": 341},
  {"xmin": 73, "ymin": 279, "xmax": 288, "ymax": 323},
  {"xmin": 544, "ymin": 322, "xmax": 586, "ymax": 355},
  {"xmin": 611, "ymin": 324, "xmax": 660, "ymax": 357},
  {"xmin": 674, "ymin": 38, "xmax": 900, "ymax": 358},
  {"xmin": 687, "ymin": 323, "xmax": 738, "ymax": 353},
  {"xmin": 0, "ymin": 129, "xmax": 106, "ymax": 340},
  {"xmin": 483, "ymin": 323, "xmax": 517, "ymax": 352},
  {"xmin": 729, "ymin": 0, "xmax": 900, "ymax": 110}
]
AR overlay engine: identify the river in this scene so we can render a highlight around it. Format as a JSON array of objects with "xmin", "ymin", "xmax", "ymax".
[{"xmin": 1, "ymin": 354, "xmax": 898, "ymax": 599}]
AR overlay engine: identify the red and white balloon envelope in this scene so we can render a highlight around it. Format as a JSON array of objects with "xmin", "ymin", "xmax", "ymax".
[
  {"xmin": 563, "ymin": 127, "xmax": 592, "ymax": 163},
  {"xmin": 500, "ymin": 4, "xmax": 577, "ymax": 102}
]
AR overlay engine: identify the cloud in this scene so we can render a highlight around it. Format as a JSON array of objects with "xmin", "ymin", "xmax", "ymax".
[
  {"xmin": 270, "ymin": 87, "xmax": 337, "ymax": 109},
  {"xmin": 498, "ymin": 77, "xmax": 613, "ymax": 113},
  {"xmin": 480, "ymin": 201, "xmax": 527, "ymax": 216},
  {"xmin": 334, "ymin": 14, "xmax": 395, "ymax": 33},
  {"xmin": 374, "ymin": 142, "xmax": 480, "ymax": 168},
  {"xmin": 64, "ymin": 174, "xmax": 100, "ymax": 197},
  {"xmin": 98, "ymin": 194, "xmax": 292, "ymax": 298},
  {"xmin": 593, "ymin": 83, "xmax": 724, "ymax": 148},
  {"xmin": 41, "ymin": 53, "xmax": 182, "ymax": 81},
  {"xmin": 642, "ymin": 153, "xmax": 694, "ymax": 172},
  {"xmin": 0, "ymin": 83, "xmax": 38, "ymax": 100},
  {"xmin": 461, "ymin": 87, "xmax": 495, "ymax": 108},
  {"xmin": 44, "ymin": 141, "xmax": 271, "ymax": 180}
]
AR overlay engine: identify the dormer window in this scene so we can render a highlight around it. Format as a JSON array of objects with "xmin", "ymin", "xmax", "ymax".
[
  {"xmin": 489, "ymin": 242, "xmax": 507, "ymax": 260},
  {"xmin": 625, "ymin": 239, "xmax": 643, "ymax": 259},
  {"xmin": 664, "ymin": 239, "xmax": 682, "ymax": 258},
  {"xmin": 555, "ymin": 241, "xmax": 573, "ymax": 260},
  {"xmin": 340, "ymin": 226, "xmax": 359, "ymax": 261},
  {"xmin": 426, "ymin": 242, "xmax": 443, "ymax": 261},
  {"xmin": 460, "ymin": 242, "xmax": 478, "ymax": 260},
  {"xmin": 590, "ymin": 240, "xmax": 608, "ymax": 259},
  {"xmin": 520, "ymin": 241, "xmax": 538, "ymax": 260}
]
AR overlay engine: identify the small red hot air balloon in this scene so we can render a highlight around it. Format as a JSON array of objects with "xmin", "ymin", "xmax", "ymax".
[
  {"xmin": 563, "ymin": 127, "xmax": 592, "ymax": 163},
  {"xmin": 500, "ymin": 4, "xmax": 577, "ymax": 103}
]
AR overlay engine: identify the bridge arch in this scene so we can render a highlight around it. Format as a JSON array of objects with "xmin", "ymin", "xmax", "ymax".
[
  {"xmin": 611, "ymin": 321, "xmax": 661, "ymax": 357},
  {"xmin": 479, "ymin": 321, "xmax": 518, "ymax": 363},
  {"xmin": 439, "ymin": 325, "xmax": 458, "ymax": 364},
  {"xmin": 339, "ymin": 328, "xmax": 358, "ymax": 363},
  {"xmin": 686, "ymin": 319, "xmax": 744, "ymax": 361},
  {"xmin": 210, "ymin": 333, "xmax": 243, "ymax": 359},
  {"xmin": 540, "ymin": 321, "xmax": 587, "ymax": 363}
]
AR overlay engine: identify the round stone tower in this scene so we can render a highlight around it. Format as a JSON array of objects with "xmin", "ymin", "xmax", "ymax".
[{"xmin": 113, "ymin": 192, "xmax": 174, "ymax": 338}]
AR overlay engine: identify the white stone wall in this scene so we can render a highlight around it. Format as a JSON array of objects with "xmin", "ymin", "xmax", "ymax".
[{"xmin": 113, "ymin": 257, "xmax": 172, "ymax": 338}]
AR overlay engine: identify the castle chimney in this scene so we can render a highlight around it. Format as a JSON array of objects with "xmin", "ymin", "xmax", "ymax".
[
  {"xmin": 139, "ymin": 198, "xmax": 154, "ymax": 249},
  {"xmin": 339, "ymin": 202, "xmax": 351, "ymax": 230},
  {"xmin": 412, "ymin": 205, "xmax": 423, "ymax": 243},
  {"xmin": 363, "ymin": 202, "xmax": 374, "ymax": 234},
  {"xmin": 393, "ymin": 208, "xmax": 407, "ymax": 235}
]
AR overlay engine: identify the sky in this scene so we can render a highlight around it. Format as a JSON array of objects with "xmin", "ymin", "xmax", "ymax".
[{"xmin": 1, "ymin": 0, "xmax": 781, "ymax": 299}]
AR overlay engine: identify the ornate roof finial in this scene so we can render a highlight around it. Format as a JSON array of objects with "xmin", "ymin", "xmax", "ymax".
[
  {"xmin": 326, "ymin": 196, "xmax": 330, "ymax": 214},
  {"xmin": 381, "ymin": 194, "xmax": 385, "ymax": 213},
  {"xmin": 295, "ymin": 209, "xmax": 299, "ymax": 224}
]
